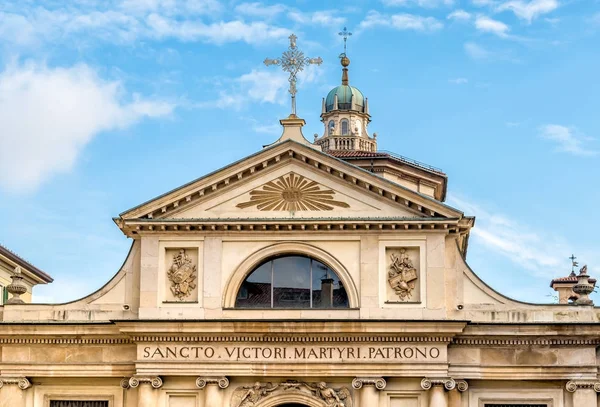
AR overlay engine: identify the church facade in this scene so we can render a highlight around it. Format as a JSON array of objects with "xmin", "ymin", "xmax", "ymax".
[{"xmin": 1, "ymin": 38, "xmax": 599, "ymax": 407}]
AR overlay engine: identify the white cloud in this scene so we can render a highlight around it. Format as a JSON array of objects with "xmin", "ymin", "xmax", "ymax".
[
  {"xmin": 234, "ymin": 2, "xmax": 287, "ymax": 19},
  {"xmin": 360, "ymin": 11, "xmax": 443, "ymax": 32},
  {"xmin": 449, "ymin": 77, "xmax": 468, "ymax": 84},
  {"xmin": 447, "ymin": 194, "xmax": 584, "ymax": 279},
  {"xmin": 382, "ymin": 0, "xmax": 455, "ymax": 7},
  {"xmin": 0, "ymin": 2, "xmax": 290, "ymax": 48},
  {"xmin": 287, "ymin": 10, "xmax": 346, "ymax": 26},
  {"xmin": 146, "ymin": 14, "xmax": 291, "ymax": 44},
  {"xmin": 496, "ymin": 0, "xmax": 559, "ymax": 23},
  {"xmin": 475, "ymin": 15, "xmax": 510, "ymax": 37},
  {"xmin": 447, "ymin": 10, "xmax": 472, "ymax": 21},
  {"xmin": 213, "ymin": 69, "xmax": 288, "ymax": 109},
  {"xmin": 0, "ymin": 62, "xmax": 173, "ymax": 192},
  {"xmin": 539, "ymin": 124, "xmax": 598, "ymax": 156},
  {"xmin": 464, "ymin": 42, "xmax": 491, "ymax": 59},
  {"xmin": 471, "ymin": 0, "xmax": 496, "ymax": 6}
]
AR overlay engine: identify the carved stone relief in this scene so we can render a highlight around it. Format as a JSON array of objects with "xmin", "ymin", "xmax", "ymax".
[
  {"xmin": 236, "ymin": 173, "xmax": 350, "ymax": 211},
  {"xmin": 167, "ymin": 249, "xmax": 197, "ymax": 301},
  {"xmin": 386, "ymin": 248, "xmax": 420, "ymax": 302},
  {"xmin": 231, "ymin": 380, "xmax": 352, "ymax": 407}
]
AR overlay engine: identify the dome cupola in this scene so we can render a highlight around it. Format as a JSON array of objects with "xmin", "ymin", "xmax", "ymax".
[{"xmin": 315, "ymin": 50, "xmax": 377, "ymax": 154}]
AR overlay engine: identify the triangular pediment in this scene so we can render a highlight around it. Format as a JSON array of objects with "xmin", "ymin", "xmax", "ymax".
[
  {"xmin": 117, "ymin": 141, "xmax": 465, "ymax": 227},
  {"xmin": 171, "ymin": 167, "xmax": 417, "ymax": 219}
]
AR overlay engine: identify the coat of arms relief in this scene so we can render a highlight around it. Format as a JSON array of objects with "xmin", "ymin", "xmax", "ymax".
[
  {"xmin": 232, "ymin": 380, "xmax": 352, "ymax": 407},
  {"xmin": 167, "ymin": 249, "xmax": 197, "ymax": 301},
  {"xmin": 387, "ymin": 248, "xmax": 419, "ymax": 301}
]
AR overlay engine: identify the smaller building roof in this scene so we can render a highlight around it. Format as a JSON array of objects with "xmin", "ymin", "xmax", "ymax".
[
  {"xmin": 0, "ymin": 244, "xmax": 53, "ymax": 283},
  {"xmin": 550, "ymin": 275, "xmax": 596, "ymax": 286}
]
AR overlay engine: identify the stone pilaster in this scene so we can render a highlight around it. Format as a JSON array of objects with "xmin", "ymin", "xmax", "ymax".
[
  {"xmin": 421, "ymin": 378, "xmax": 456, "ymax": 407},
  {"xmin": 196, "ymin": 376, "xmax": 230, "ymax": 407},
  {"xmin": 352, "ymin": 377, "xmax": 386, "ymax": 407},
  {"xmin": 0, "ymin": 377, "xmax": 31, "ymax": 407},
  {"xmin": 447, "ymin": 380, "xmax": 468, "ymax": 407},
  {"xmin": 566, "ymin": 380, "xmax": 600, "ymax": 406},
  {"xmin": 129, "ymin": 376, "xmax": 163, "ymax": 407}
]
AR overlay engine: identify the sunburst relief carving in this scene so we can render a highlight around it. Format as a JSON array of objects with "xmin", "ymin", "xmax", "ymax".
[{"xmin": 236, "ymin": 173, "xmax": 350, "ymax": 211}]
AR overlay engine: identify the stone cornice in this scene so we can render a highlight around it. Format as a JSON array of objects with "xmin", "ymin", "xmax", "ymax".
[
  {"xmin": 0, "ymin": 377, "xmax": 32, "ymax": 390},
  {"xmin": 0, "ymin": 337, "xmax": 132, "ymax": 345},
  {"xmin": 120, "ymin": 217, "xmax": 467, "ymax": 236},
  {"xmin": 351, "ymin": 377, "xmax": 386, "ymax": 390},
  {"xmin": 131, "ymin": 335, "xmax": 454, "ymax": 343},
  {"xmin": 196, "ymin": 376, "xmax": 230, "ymax": 389},
  {"xmin": 453, "ymin": 338, "xmax": 600, "ymax": 346}
]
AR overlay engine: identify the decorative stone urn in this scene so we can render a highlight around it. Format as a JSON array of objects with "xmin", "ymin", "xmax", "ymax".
[
  {"xmin": 6, "ymin": 266, "xmax": 27, "ymax": 304},
  {"xmin": 573, "ymin": 265, "xmax": 594, "ymax": 306}
]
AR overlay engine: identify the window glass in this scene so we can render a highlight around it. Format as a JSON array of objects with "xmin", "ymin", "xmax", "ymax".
[
  {"xmin": 235, "ymin": 261, "xmax": 272, "ymax": 308},
  {"xmin": 341, "ymin": 119, "xmax": 349, "ymax": 135},
  {"xmin": 273, "ymin": 256, "xmax": 310, "ymax": 308},
  {"xmin": 235, "ymin": 255, "xmax": 349, "ymax": 309}
]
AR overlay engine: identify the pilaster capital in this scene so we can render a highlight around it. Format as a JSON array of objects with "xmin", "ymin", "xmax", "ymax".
[
  {"xmin": 565, "ymin": 380, "xmax": 600, "ymax": 393},
  {"xmin": 421, "ymin": 378, "xmax": 456, "ymax": 391},
  {"xmin": 196, "ymin": 376, "xmax": 230, "ymax": 389},
  {"xmin": 128, "ymin": 376, "xmax": 163, "ymax": 389},
  {"xmin": 351, "ymin": 377, "xmax": 386, "ymax": 390},
  {"xmin": 455, "ymin": 380, "xmax": 468, "ymax": 392},
  {"xmin": 0, "ymin": 377, "xmax": 32, "ymax": 390}
]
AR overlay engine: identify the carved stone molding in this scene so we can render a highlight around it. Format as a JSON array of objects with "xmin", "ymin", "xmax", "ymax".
[
  {"xmin": 120, "ymin": 378, "xmax": 131, "ymax": 389},
  {"xmin": 167, "ymin": 249, "xmax": 197, "ymax": 300},
  {"xmin": 455, "ymin": 380, "xmax": 468, "ymax": 392},
  {"xmin": 128, "ymin": 376, "xmax": 163, "ymax": 389},
  {"xmin": 387, "ymin": 248, "xmax": 418, "ymax": 301},
  {"xmin": 0, "ymin": 377, "xmax": 32, "ymax": 390},
  {"xmin": 351, "ymin": 377, "xmax": 386, "ymax": 390},
  {"xmin": 231, "ymin": 380, "xmax": 352, "ymax": 407},
  {"xmin": 566, "ymin": 380, "xmax": 600, "ymax": 393},
  {"xmin": 421, "ymin": 378, "xmax": 456, "ymax": 391},
  {"xmin": 237, "ymin": 173, "xmax": 350, "ymax": 212},
  {"xmin": 196, "ymin": 376, "xmax": 230, "ymax": 389}
]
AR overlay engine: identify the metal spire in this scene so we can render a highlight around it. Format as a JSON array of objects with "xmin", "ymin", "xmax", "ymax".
[
  {"xmin": 264, "ymin": 34, "xmax": 322, "ymax": 116},
  {"xmin": 569, "ymin": 254, "xmax": 578, "ymax": 276},
  {"xmin": 338, "ymin": 27, "xmax": 352, "ymax": 55}
]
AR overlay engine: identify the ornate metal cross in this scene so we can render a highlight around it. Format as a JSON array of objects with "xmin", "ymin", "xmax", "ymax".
[
  {"xmin": 264, "ymin": 34, "xmax": 322, "ymax": 116},
  {"xmin": 339, "ymin": 27, "xmax": 352, "ymax": 55},
  {"xmin": 570, "ymin": 254, "xmax": 578, "ymax": 275}
]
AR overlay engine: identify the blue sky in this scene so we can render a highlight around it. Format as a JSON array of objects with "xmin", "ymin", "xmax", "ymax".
[{"xmin": 0, "ymin": 0, "xmax": 598, "ymax": 303}]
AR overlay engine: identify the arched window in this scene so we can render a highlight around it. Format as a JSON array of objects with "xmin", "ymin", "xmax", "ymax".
[
  {"xmin": 235, "ymin": 255, "xmax": 349, "ymax": 309},
  {"xmin": 341, "ymin": 119, "xmax": 349, "ymax": 136},
  {"xmin": 328, "ymin": 120, "xmax": 335, "ymax": 135}
]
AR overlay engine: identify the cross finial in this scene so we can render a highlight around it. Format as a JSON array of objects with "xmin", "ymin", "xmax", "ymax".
[
  {"xmin": 338, "ymin": 27, "xmax": 352, "ymax": 55},
  {"xmin": 569, "ymin": 254, "xmax": 578, "ymax": 276},
  {"xmin": 264, "ymin": 33, "xmax": 322, "ymax": 116}
]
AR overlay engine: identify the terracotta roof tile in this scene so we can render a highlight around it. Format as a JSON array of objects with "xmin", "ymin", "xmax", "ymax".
[{"xmin": 550, "ymin": 275, "xmax": 596, "ymax": 285}]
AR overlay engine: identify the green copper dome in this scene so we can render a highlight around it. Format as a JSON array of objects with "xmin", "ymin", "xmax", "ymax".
[{"xmin": 325, "ymin": 85, "xmax": 364, "ymax": 112}]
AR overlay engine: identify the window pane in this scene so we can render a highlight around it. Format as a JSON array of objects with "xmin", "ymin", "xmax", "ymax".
[
  {"xmin": 312, "ymin": 260, "xmax": 348, "ymax": 308},
  {"xmin": 235, "ymin": 261, "xmax": 272, "ymax": 308},
  {"xmin": 273, "ymin": 256, "xmax": 310, "ymax": 308},
  {"xmin": 341, "ymin": 120, "xmax": 348, "ymax": 135}
]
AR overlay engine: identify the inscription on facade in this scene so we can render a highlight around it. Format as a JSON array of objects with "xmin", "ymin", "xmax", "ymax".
[{"xmin": 140, "ymin": 344, "xmax": 442, "ymax": 363}]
